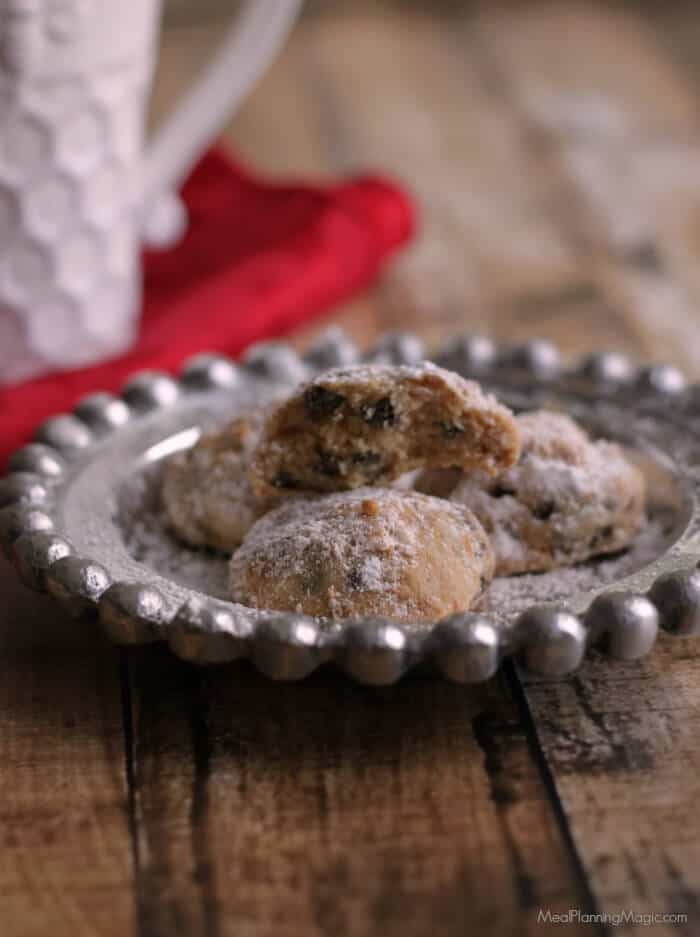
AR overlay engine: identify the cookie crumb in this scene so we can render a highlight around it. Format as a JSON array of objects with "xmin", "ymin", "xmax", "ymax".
[{"xmin": 361, "ymin": 498, "xmax": 380, "ymax": 516}]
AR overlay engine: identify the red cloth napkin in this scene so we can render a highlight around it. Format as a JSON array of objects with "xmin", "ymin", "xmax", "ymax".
[{"xmin": 0, "ymin": 148, "xmax": 414, "ymax": 467}]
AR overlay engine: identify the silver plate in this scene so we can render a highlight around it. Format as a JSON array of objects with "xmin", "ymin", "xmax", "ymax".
[{"xmin": 3, "ymin": 330, "xmax": 700, "ymax": 685}]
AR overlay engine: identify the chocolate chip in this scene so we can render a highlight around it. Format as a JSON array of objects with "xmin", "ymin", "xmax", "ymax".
[
  {"xmin": 588, "ymin": 526, "xmax": 613, "ymax": 550},
  {"xmin": 315, "ymin": 448, "xmax": 341, "ymax": 476},
  {"xmin": 347, "ymin": 565, "xmax": 365, "ymax": 590},
  {"xmin": 301, "ymin": 554, "xmax": 325, "ymax": 594},
  {"xmin": 532, "ymin": 500, "xmax": 555, "ymax": 521},
  {"xmin": 303, "ymin": 385, "xmax": 345, "ymax": 419},
  {"xmin": 624, "ymin": 241, "xmax": 664, "ymax": 273},
  {"xmin": 491, "ymin": 484, "xmax": 516, "ymax": 498},
  {"xmin": 351, "ymin": 450, "xmax": 381, "ymax": 466},
  {"xmin": 361, "ymin": 396, "xmax": 395, "ymax": 427},
  {"xmin": 273, "ymin": 470, "xmax": 302, "ymax": 489},
  {"xmin": 440, "ymin": 422, "xmax": 464, "ymax": 439}
]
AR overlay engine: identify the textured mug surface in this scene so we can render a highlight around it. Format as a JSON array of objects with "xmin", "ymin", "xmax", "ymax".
[{"xmin": 0, "ymin": 0, "xmax": 302, "ymax": 384}]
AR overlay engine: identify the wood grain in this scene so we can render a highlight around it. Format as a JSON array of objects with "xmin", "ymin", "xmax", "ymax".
[
  {"xmin": 296, "ymin": 4, "xmax": 650, "ymax": 359},
  {"xmin": 468, "ymin": 5, "xmax": 700, "ymax": 930},
  {"xmin": 121, "ymin": 648, "xmax": 217, "ymax": 937},
  {"xmin": 523, "ymin": 641, "xmax": 700, "ymax": 937},
  {"xmin": 123, "ymin": 651, "xmax": 594, "ymax": 937},
  {"xmin": 472, "ymin": 1, "xmax": 700, "ymax": 375},
  {"xmin": 0, "ymin": 560, "xmax": 134, "ymax": 937}
]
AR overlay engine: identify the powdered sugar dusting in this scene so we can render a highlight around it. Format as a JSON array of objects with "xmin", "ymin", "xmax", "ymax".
[
  {"xmin": 161, "ymin": 409, "xmax": 271, "ymax": 551},
  {"xmin": 479, "ymin": 513, "xmax": 673, "ymax": 626},
  {"xmin": 119, "ymin": 461, "xmax": 231, "ymax": 599},
  {"xmin": 451, "ymin": 410, "xmax": 646, "ymax": 574},
  {"xmin": 311, "ymin": 361, "xmax": 508, "ymax": 416},
  {"xmin": 229, "ymin": 488, "xmax": 480, "ymax": 621},
  {"xmin": 117, "ymin": 444, "xmax": 677, "ymax": 631},
  {"xmin": 356, "ymin": 554, "xmax": 385, "ymax": 591}
]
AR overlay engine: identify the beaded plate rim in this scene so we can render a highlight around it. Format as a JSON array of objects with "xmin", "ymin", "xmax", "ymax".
[{"xmin": 2, "ymin": 329, "xmax": 700, "ymax": 686}]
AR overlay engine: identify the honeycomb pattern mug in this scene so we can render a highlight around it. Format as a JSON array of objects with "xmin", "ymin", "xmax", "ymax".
[{"xmin": 0, "ymin": 0, "xmax": 303, "ymax": 384}]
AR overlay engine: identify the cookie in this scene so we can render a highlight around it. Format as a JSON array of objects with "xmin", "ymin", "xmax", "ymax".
[
  {"xmin": 445, "ymin": 410, "xmax": 646, "ymax": 575},
  {"xmin": 162, "ymin": 411, "xmax": 421, "ymax": 553},
  {"xmin": 162, "ymin": 410, "xmax": 275, "ymax": 552},
  {"xmin": 228, "ymin": 488, "xmax": 495, "ymax": 622},
  {"xmin": 248, "ymin": 363, "xmax": 520, "ymax": 495}
]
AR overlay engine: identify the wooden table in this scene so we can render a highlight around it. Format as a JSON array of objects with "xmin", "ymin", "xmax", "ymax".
[{"xmin": 4, "ymin": 3, "xmax": 700, "ymax": 935}]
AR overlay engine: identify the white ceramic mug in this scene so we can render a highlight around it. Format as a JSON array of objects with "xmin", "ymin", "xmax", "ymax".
[{"xmin": 0, "ymin": 0, "xmax": 303, "ymax": 384}]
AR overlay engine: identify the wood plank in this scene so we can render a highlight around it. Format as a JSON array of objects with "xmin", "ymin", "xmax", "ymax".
[
  {"xmin": 204, "ymin": 664, "xmax": 595, "ymax": 937},
  {"xmin": 0, "ymin": 559, "xmax": 135, "ymax": 937},
  {"xmin": 124, "ymin": 650, "xmax": 595, "ymax": 937},
  {"xmin": 474, "ymin": 0, "xmax": 697, "ymax": 139},
  {"xmin": 151, "ymin": 22, "xmax": 331, "ymax": 179},
  {"xmin": 121, "ymin": 647, "xmax": 217, "ymax": 937},
  {"xmin": 299, "ymin": 5, "xmax": 648, "ymax": 361},
  {"xmin": 524, "ymin": 641, "xmax": 700, "ymax": 937},
  {"xmin": 472, "ymin": 0, "xmax": 700, "ymax": 375},
  {"xmin": 465, "ymin": 3, "xmax": 700, "ymax": 931}
]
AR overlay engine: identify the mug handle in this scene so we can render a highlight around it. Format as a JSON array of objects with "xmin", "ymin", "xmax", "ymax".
[{"xmin": 141, "ymin": 0, "xmax": 303, "ymax": 246}]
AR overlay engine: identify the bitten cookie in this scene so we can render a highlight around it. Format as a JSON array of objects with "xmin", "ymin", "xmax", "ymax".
[
  {"xmin": 228, "ymin": 488, "xmax": 495, "ymax": 622},
  {"xmin": 248, "ymin": 363, "xmax": 520, "ymax": 495},
  {"xmin": 446, "ymin": 411, "xmax": 646, "ymax": 575},
  {"xmin": 162, "ymin": 410, "xmax": 275, "ymax": 552}
]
